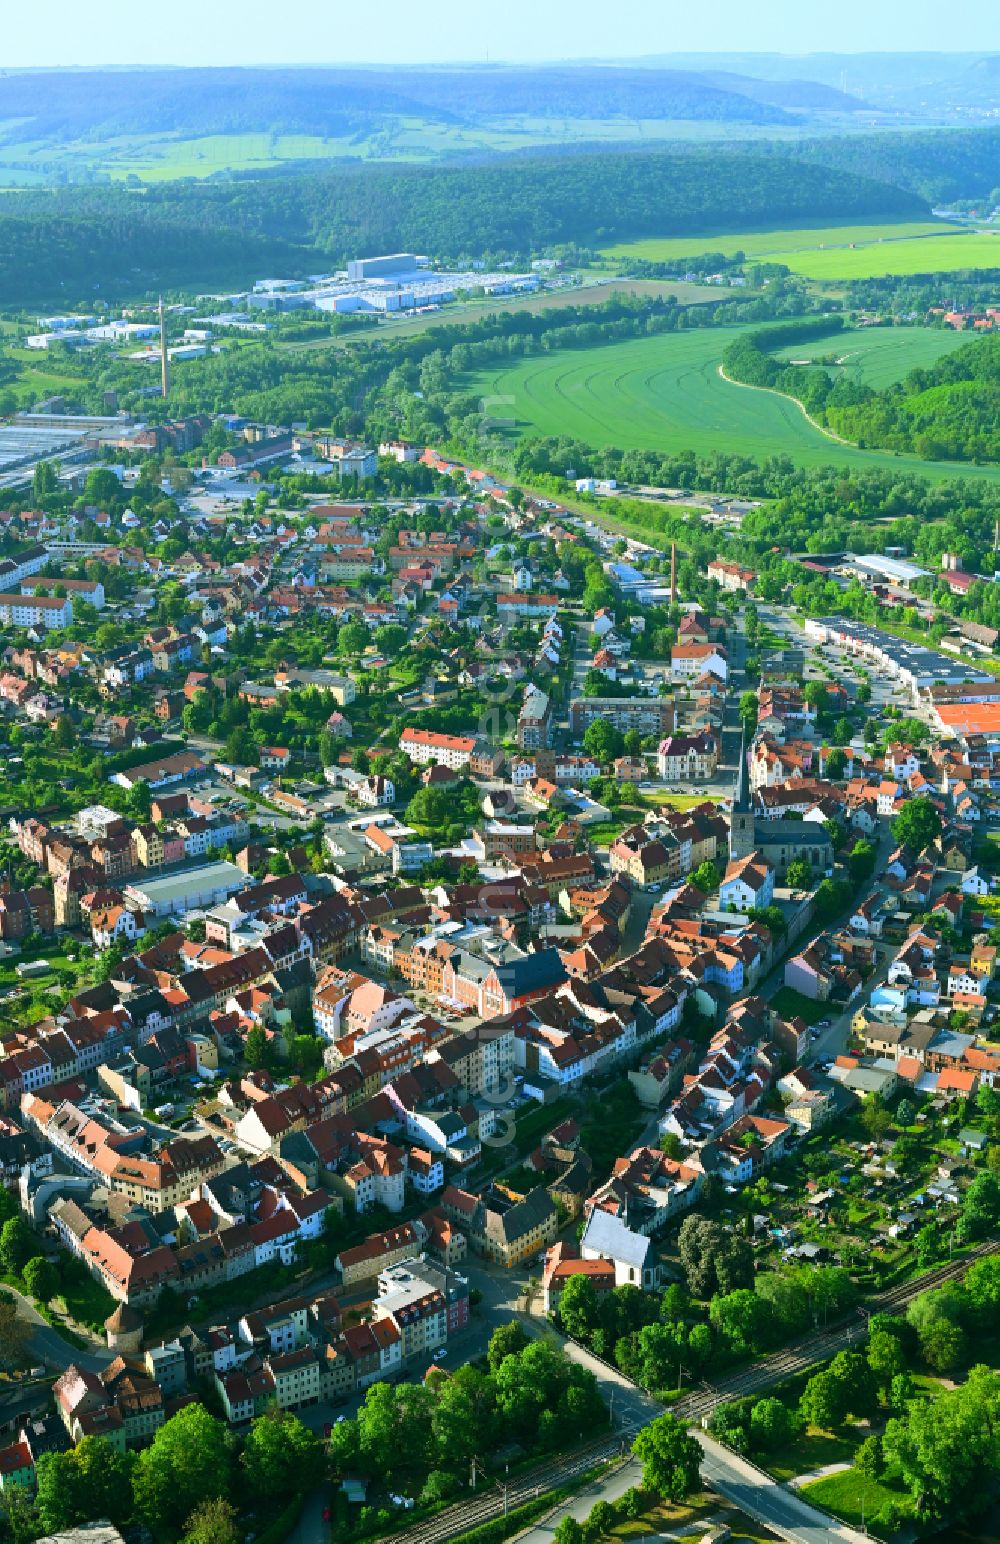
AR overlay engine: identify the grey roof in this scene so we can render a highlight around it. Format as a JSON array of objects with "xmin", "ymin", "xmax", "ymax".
[
  {"xmin": 927, "ymin": 1029, "xmax": 975, "ymax": 1059},
  {"xmin": 755, "ymin": 820, "xmax": 833, "ymax": 844},
  {"xmin": 580, "ymin": 1209, "xmax": 651, "ymax": 1269},
  {"xmin": 494, "ymin": 949, "xmax": 566, "ymax": 997},
  {"xmin": 486, "ymin": 1185, "xmax": 556, "ymax": 1243}
]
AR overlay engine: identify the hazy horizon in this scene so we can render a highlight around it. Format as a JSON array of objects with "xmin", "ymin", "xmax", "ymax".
[{"xmin": 5, "ymin": 0, "xmax": 997, "ymax": 70}]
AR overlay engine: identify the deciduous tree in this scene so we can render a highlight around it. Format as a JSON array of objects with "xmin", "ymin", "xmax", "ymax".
[
  {"xmin": 631, "ymin": 1413, "xmax": 701, "ymax": 1502},
  {"xmin": 242, "ymin": 1408, "xmax": 323, "ymax": 1497},
  {"xmin": 133, "ymin": 1404, "xmax": 234, "ymax": 1536}
]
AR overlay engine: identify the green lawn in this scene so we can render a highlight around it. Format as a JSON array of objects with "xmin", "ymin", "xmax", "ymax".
[
  {"xmin": 762, "ymin": 986, "xmax": 831, "ymax": 1026},
  {"xmin": 800, "ymin": 1464, "xmax": 912, "ymax": 1530},
  {"xmin": 602, "ymin": 219, "xmax": 962, "ymax": 264},
  {"xmin": 765, "ymin": 1424, "xmax": 859, "ymax": 1484},
  {"xmin": 58, "ymin": 1270, "xmax": 117, "ymax": 1333},
  {"xmin": 461, "ymin": 327, "xmax": 1000, "ymax": 482},
  {"xmin": 642, "ymin": 792, "xmax": 722, "ymax": 811}
]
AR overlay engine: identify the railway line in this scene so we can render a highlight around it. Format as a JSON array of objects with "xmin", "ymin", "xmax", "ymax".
[
  {"xmin": 389, "ymin": 1436, "xmax": 628, "ymax": 1544},
  {"xmin": 387, "ymin": 1241, "xmax": 1000, "ymax": 1544}
]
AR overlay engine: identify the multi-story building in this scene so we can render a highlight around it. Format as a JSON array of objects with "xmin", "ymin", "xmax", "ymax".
[
  {"xmin": 570, "ymin": 697, "xmax": 674, "ymax": 739},
  {"xmin": 399, "ymin": 728, "xmax": 476, "ymax": 769},
  {"xmin": 0, "ymin": 593, "xmax": 72, "ymax": 630},
  {"xmin": 656, "ymin": 732, "xmax": 718, "ymax": 782}
]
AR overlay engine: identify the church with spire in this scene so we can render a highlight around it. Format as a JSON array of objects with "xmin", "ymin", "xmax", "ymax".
[
  {"xmin": 726, "ymin": 721, "xmax": 835, "ymax": 882},
  {"xmin": 729, "ymin": 722, "xmax": 756, "ymax": 863}
]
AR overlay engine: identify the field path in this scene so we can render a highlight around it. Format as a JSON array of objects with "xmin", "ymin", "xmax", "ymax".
[{"xmin": 717, "ymin": 363, "xmax": 856, "ymax": 448}]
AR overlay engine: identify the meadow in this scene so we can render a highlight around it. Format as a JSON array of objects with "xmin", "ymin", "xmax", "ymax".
[
  {"xmin": 602, "ymin": 219, "xmax": 960, "ymax": 263},
  {"xmin": 462, "ymin": 325, "xmax": 1000, "ymax": 481},
  {"xmin": 605, "ymin": 219, "xmax": 1000, "ymax": 279},
  {"xmin": 768, "ymin": 230, "xmax": 1000, "ymax": 279},
  {"xmin": 103, "ymin": 133, "xmax": 349, "ymax": 180}
]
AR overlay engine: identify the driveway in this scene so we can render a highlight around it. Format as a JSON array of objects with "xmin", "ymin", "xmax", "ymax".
[{"xmin": 284, "ymin": 1484, "xmax": 330, "ymax": 1544}]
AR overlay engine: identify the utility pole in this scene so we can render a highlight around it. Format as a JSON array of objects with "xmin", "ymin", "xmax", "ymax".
[{"xmin": 609, "ymin": 1387, "xmax": 615, "ymax": 1428}]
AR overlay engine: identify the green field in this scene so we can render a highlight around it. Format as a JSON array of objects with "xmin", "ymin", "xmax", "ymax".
[
  {"xmin": 0, "ymin": 116, "xmax": 817, "ymax": 186},
  {"xmin": 104, "ymin": 132, "xmax": 349, "ymax": 180},
  {"xmin": 769, "ymin": 230, "xmax": 1000, "ymax": 279},
  {"xmin": 604, "ymin": 219, "xmax": 1000, "ymax": 279},
  {"xmin": 462, "ymin": 325, "xmax": 1000, "ymax": 481},
  {"xmin": 602, "ymin": 220, "xmax": 960, "ymax": 263},
  {"xmin": 772, "ymin": 324, "xmax": 973, "ymax": 387}
]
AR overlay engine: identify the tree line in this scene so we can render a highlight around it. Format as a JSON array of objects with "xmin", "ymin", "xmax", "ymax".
[
  {"xmin": 721, "ymin": 319, "xmax": 1000, "ymax": 464},
  {"xmin": 0, "ymin": 146, "xmax": 928, "ymax": 304}
]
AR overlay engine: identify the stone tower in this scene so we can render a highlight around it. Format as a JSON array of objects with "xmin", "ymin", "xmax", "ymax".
[
  {"xmin": 105, "ymin": 1301, "xmax": 143, "ymax": 1354},
  {"xmin": 729, "ymin": 722, "xmax": 755, "ymax": 863}
]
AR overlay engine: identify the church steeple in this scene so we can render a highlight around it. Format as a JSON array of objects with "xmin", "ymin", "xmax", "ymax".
[
  {"xmin": 734, "ymin": 720, "xmax": 750, "ymax": 812},
  {"xmin": 729, "ymin": 721, "xmax": 755, "ymax": 861}
]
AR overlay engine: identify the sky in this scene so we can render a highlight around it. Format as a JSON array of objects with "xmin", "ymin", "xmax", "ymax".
[{"xmin": 5, "ymin": 0, "xmax": 997, "ymax": 67}]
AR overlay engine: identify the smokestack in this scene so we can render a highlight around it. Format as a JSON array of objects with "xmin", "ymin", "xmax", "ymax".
[
  {"xmin": 670, "ymin": 542, "xmax": 677, "ymax": 605},
  {"xmin": 159, "ymin": 295, "xmax": 170, "ymax": 400}
]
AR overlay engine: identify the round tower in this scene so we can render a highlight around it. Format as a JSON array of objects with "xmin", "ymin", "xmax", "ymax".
[{"xmin": 105, "ymin": 1302, "xmax": 143, "ymax": 1354}]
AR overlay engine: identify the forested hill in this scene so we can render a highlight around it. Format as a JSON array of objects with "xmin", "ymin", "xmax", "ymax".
[
  {"xmin": 0, "ymin": 66, "xmax": 852, "ymax": 142},
  {"xmin": 825, "ymin": 331, "xmax": 1000, "ymax": 463},
  {"xmin": 722, "ymin": 321, "xmax": 1000, "ymax": 464},
  {"xmin": 0, "ymin": 148, "xmax": 927, "ymax": 304},
  {"xmin": 763, "ymin": 125, "xmax": 1000, "ymax": 206}
]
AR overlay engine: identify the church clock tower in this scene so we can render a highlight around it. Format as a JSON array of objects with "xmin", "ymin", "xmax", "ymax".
[{"xmin": 729, "ymin": 723, "xmax": 755, "ymax": 862}]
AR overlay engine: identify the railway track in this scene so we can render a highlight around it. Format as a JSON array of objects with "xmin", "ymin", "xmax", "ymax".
[
  {"xmin": 389, "ymin": 1434, "xmax": 627, "ymax": 1544},
  {"xmin": 385, "ymin": 1242, "xmax": 1000, "ymax": 1544},
  {"xmin": 676, "ymin": 1239, "xmax": 1000, "ymax": 1421}
]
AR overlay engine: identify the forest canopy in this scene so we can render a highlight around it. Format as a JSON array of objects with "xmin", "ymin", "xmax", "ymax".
[{"xmin": 0, "ymin": 147, "xmax": 926, "ymax": 304}]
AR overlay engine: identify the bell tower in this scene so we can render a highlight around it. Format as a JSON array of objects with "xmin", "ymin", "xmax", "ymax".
[{"xmin": 729, "ymin": 722, "xmax": 755, "ymax": 862}]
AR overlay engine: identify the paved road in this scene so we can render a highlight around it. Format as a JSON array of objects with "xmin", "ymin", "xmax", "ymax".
[
  {"xmin": 4, "ymin": 1283, "xmax": 111, "ymax": 1375},
  {"xmin": 516, "ymin": 1459, "xmax": 641, "ymax": 1544},
  {"xmin": 696, "ymin": 1433, "xmax": 869, "ymax": 1544},
  {"xmin": 508, "ymin": 1247, "xmax": 1000, "ymax": 1544},
  {"xmin": 285, "ymin": 1483, "xmax": 330, "ymax": 1544}
]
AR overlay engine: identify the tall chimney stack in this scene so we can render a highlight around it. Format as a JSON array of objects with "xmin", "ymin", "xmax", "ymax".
[
  {"xmin": 159, "ymin": 295, "xmax": 170, "ymax": 400},
  {"xmin": 670, "ymin": 541, "xmax": 677, "ymax": 605}
]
